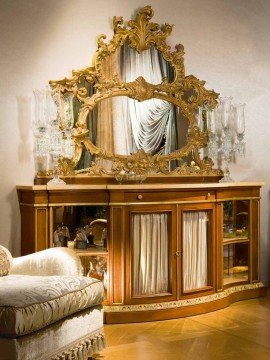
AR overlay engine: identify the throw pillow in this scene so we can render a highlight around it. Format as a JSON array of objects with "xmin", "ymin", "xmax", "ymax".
[{"xmin": 0, "ymin": 245, "xmax": 12, "ymax": 276}]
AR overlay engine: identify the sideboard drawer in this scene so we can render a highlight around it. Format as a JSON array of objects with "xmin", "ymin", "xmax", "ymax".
[
  {"xmin": 122, "ymin": 190, "xmax": 216, "ymax": 203},
  {"xmin": 49, "ymin": 190, "xmax": 109, "ymax": 204}
]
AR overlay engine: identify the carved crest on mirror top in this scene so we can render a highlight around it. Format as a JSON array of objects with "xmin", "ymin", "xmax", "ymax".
[{"xmin": 47, "ymin": 5, "xmax": 222, "ymax": 180}]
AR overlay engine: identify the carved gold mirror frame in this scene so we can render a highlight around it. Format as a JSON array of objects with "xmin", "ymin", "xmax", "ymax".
[{"xmin": 46, "ymin": 6, "xmax": 222, "ymax": 182}]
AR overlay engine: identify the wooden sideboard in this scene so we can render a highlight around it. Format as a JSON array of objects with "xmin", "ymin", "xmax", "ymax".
[{"xmin": 17, "ymin": 182, "xmax": 267, "ymax": 323}]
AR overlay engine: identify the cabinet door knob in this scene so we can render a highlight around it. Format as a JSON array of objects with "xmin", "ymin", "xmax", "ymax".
[
  {"xmin": 175, "ymin": 251, "xmax": 180, "ymax": 257},
  {"xmin": 206, "ymin": 192, "xmax": 211, "ymax": 199},
  {"xmin": 137, "ymin": 194, "xmax": 143, "ymax": 200}
]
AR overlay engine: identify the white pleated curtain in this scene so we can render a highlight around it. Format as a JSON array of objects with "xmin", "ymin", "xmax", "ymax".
[
  {"xmin": 91, "ymin": 44, "xmax": 178, "ymax": 169},
  {"xmin": 120, "ymin": 45, "xmax": 177, "ymax": 155},
  {"xmin": 183, "ymin": 211, "xmax": 209, "ymax": 291},
  {"xmin": 132, "ymin": 213, "xmax": 169, "ymax": 296}
]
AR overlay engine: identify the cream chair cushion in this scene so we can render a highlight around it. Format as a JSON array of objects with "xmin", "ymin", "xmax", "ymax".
[
  {"xmin": 0, "ymin": 306, "xmax": 105, "ymax": 360},
  {"xmin": 0, "ymin": 245, "xmax": 12, "ymax": 276},
  {"xmin": 9, "ymin": 247, "xmax": 83, "ymax": 276},
  {"xmin": 0, "ymin": 275, "xmax": 104, "ymax": 337}
]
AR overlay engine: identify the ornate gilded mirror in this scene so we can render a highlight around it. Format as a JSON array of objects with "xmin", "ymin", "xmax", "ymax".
[{"xmin": 42, "ymin": 6, "xmax": 222, "ymax": 183}]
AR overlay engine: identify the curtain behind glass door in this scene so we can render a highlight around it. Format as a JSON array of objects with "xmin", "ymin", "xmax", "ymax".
[
  {"xmin": 183, "ymin": 211, "xmax": 209, "ymax": 291},
  {"xmin": 132, "ymin": 213, "xmax": 169, "ymax": 296}
]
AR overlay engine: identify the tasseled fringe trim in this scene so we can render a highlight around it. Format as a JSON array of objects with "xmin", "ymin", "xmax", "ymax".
[{"xmin": 51, "ymin": 331, "xmax": 106, "ymax": 360}]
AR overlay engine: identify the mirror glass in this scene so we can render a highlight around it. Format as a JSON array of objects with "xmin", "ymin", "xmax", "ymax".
[
  {"xmin": 76, "ymin": 96, "xmax": 190, "ymax": 172},
  {"xmin": 99, "ymin": 44, "xmax": 175, "ymax": 85},
  {"xmin": 90, "ymin": 96, "xmax": 189, "ymax": 156},
  {"xmin": 75, "ymin": 43, "xmax": 180, "ymax": 171}
]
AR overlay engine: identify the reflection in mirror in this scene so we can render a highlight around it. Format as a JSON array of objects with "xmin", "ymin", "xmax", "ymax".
[
  {"xmin": 75, "ymin": 143, "xmax": 95, "ymax": 170},
  {"xmin": 75, "ymin": 92, "xmax": 190, "ymax": 172},
  {"xmin": 95, "ymin": 97, "xmax": 176, "ymax": 156},
  {"xmin": 99, "ymin": 44, "xmax": 174, "ymax": 85},
  {"xmin": 82, "ymin": 43, "xmax": 177, "ymax": 170},
  {"xmin": 120, "ymin": 43, "xmax": 174, "ymax": 84},
  {"xmin": 86, "ymin": 97, "xmax": 189, "ymax": 161},
  {"xmin": 74, "ymin": 80, "xmax": 97, "ymax": 170},
  {"xmin": 75, "ymin": 40, "xmax": 183, "ymax": 172}
]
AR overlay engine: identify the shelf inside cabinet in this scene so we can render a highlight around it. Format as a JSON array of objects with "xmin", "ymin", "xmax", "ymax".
[
  {"xmin": 223, "ymin": 237, "xmax": 249, "ymax": 245},
  {"xmin": 71, "ymin": 247, "xmax": 108, "ymax": 257},
  {"xmin": 223, "ymin": 274, "xmax": 248, "ymax": 285}
]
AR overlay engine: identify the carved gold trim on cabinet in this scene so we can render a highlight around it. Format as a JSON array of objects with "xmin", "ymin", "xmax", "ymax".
[{"xmin": 104, "ymin": 283, "xmax": 265, "ymax": 312}]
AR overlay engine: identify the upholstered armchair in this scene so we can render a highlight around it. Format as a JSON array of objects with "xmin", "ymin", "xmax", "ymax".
[{"xmin": 0, "ymin": 245, "xmax": 105, "ymax": 360}]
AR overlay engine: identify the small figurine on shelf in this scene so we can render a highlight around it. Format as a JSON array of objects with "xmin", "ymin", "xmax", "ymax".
[
  {"xmin": 74, "ymin": 228, "xmax": 89, "ymax": 249},
  {"xmin": 223, "ymin": 223, "xmax": 236, "ymax": 238},
  {"xmin": 53, "ymin": 224, "xmax": 70, "ymax": 247},
  {"xmin": 89, "ymin": 219, "xmax": 107, "ymax": 247},
  {"xmin": 100, "ymin": 228, "xmax": 107, "ymax": 248},
  {"xmin": 83, "ymin": 225, "xmax": 95, "ymax": 246}
]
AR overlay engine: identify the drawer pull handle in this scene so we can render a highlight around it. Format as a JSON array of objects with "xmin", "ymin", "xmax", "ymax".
[
  {"xmin": 206, "ymin": 192, "xmax": 211, "ymax": 199},
  {"xmin": 137, "ymin": 194, "xmax": 143, "ymax": 200}
]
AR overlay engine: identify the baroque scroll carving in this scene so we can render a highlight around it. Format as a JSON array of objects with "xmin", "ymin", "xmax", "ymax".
[{"xmin": 47, "ymin": 5, "xmax": 222, "ymax": 179}]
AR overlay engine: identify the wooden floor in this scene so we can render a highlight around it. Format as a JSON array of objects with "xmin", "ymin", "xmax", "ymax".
[{"xmin": 96, "ymin": 293, "xmax": 270, "ymax": 359}]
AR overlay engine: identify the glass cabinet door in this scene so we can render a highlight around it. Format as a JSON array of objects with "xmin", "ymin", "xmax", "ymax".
[
  {"xmin": 222, "ymin": 200, "xmax": 250, "ymax": 286},
  {"xmin": 128, "ymin": 206, "xmax": 177, "ymax": 303},
  {"xmin": 51, "ymin": 205, "xmax": 108, "ymax": 249},
  {"xmin": 50, "ymin": 205, "xmax": 109, "ymax": 298},
  {"xmin": 132, "ymin": 212, "xmax": 170, "ymax": 296},
  {"xmin": 182, "ymin": 209, "xmax": 213, "ymax": 293}
]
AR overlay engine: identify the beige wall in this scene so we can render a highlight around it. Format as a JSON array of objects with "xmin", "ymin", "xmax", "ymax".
[{"xmin": 0, "ymin": 0, "xmax": 270, "ymax": 282}]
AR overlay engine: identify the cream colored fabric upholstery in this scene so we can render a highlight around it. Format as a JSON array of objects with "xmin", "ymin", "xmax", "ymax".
[
  {"xmin": 0, "ymin": 246, "xmax": 105, "ymax": 359},
  {"xmin": 0, "ymin": 306, "xmax": 105, "ymax": 360},
  {"xmin": 0, "ymin": 245, "xmax": 12, "ymax": 276},
  {"xmin": 0, "ymin": 275, "xmax": 104, "ymax": 337},
  {"xmin": 10, "ymin": 247, "xmax": 83, "ymax": 276}
]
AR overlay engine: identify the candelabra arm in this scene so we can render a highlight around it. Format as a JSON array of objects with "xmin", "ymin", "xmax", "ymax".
[
  {"xmin": 219, "ymin": 156, "xmax": 234, "ymax": 183},
  {"xmin": 47, "ymin": 155, "xmax": 66, "ymax": 185}
]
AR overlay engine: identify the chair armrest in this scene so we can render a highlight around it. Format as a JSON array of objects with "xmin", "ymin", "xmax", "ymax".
[{"xmin": 9, "ymin": 248, "xmax": 83, "ymax": 276}]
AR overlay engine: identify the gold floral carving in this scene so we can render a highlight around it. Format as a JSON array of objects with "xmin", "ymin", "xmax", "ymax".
[
  {"xmin": 48, "ymin": 6, "xmax": 222, "ymax": 179},
  {"xmin": 104, "ymin": 283, "xmax": 265, "ymax": 313}
]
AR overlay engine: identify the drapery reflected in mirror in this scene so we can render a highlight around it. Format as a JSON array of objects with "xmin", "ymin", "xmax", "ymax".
[
  {"xmin": 92, "ymin": 97, "xmax": 189, "ymax": 155},
  {"xmin": 79, "ymin": 96, "xmax": 190, "ymax": 172},
  {"xmin": 99, "ymin": 42, "xmax": 174, "ymax": 84},
  {"xmin": 120, "ymin": 43, "xmax": 174, "ymax": 84},
  {"xmin": 101, "ymin": 43, "xmax": 177, "ymax": 156},
  {"xmin": 76, "ymin": 44, "xmax": 186, "ymax": 171}
]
